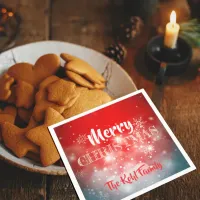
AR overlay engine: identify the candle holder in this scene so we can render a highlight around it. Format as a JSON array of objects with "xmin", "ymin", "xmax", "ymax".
[{"xmin": 145, "ymin": 35, "xmax": 192, "ymax": 84}]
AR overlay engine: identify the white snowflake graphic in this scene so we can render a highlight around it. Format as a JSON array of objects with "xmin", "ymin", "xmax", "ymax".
[
  {"xmin": 139, "ymin": 144, "xmax": 155, "ymax": 156},
  {"xmin": 132, "ymin": 117, "xmax": 146, "ymax": 129},
  {"xmin": 76, "ymin": 134, "xmax": 88, "ymax": 144},
  {"xmin": 132, "ymin": 117, "xmax": 147, "ymax": 142}
]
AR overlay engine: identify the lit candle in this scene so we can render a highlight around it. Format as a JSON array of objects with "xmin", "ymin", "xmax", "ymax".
[{"xmin": 164, "ymin": 11, "xmax": 180, "ymax": 49}]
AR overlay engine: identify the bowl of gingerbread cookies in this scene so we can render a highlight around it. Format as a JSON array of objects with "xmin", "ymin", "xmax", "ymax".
[{"xmin": 0, "ymin": 41, "xmax": 137, "ymax": 175}]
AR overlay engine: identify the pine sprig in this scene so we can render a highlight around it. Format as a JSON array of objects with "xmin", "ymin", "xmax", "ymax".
[{"xmin": 180, "ymin": 19, "xmax": 200, "ymax": 47}]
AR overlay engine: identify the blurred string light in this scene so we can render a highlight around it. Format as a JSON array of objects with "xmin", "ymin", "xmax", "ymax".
[
  {"xmin": 0, "ymin": 7, "xmax": 14, "ymax": 18},
  {"xmin": 1, "ymin": 8, "xmax": 7, "ymax": 14},
  {"xmin": 0, "ymin": 4, "xmax": 21, "ymax": 51}
]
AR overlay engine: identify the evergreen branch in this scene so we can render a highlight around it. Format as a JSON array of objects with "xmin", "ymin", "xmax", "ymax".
[{"xmin": 180, "ymin": 19, "xmax": 200, "ymax": 47}]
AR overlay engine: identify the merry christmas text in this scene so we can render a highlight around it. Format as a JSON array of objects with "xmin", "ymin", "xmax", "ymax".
[
  {"xmin": 88, "ymin": 120, "xmax": 133, "ymax": 146},
  {"xmin": 78, "ymin": 125, "xmax": 158, "ymax": 166}
]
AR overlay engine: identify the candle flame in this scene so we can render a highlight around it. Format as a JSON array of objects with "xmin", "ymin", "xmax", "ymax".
[{"xmin": 170, "ymin": 10, "xmax": 176, "ymax": 24}]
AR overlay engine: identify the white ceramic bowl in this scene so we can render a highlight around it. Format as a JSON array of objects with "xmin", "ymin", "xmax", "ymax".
[{"xmin": 0, "ymin": 41, "xmax": 137, "ymax": 175}]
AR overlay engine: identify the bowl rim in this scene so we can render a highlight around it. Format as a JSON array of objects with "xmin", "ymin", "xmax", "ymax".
[{"xmin": 0, "ymin": 147, "xmax": 67, "ymax": 175}]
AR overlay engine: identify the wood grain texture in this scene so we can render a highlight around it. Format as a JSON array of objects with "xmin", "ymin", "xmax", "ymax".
[
  {"xmin": 157, "ymin": 77, "xmax": 200, "ymax": 199},
  {"xmin": 0, "ymin": 161, "xmax": 46, "ymax": 200},
  {"xmin": 122, "ymin": 29, "xmax": 155, "ymax": 97},
  {"xmin": 47, "ymin": 176, "xmax": 78, "ymax": 200},
  {"xmin": 0, "ymin": 0, "xmax": 50, "ymax": 200},
  {"xmin": 51, "ymin": 0, "xmax": 113, "ymax": 52},
  {"xmin": 5, "ymin": 0, "xmax": 50, "ymax": 45},
  {"xmin": 16, "ymin": 0, "xmax": 51, "ymax": 44}
]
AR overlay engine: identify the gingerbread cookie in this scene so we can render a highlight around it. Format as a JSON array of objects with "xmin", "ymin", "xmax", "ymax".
[
  {"xmin": 0, "ymin": 52, "xmax": 113, "ymax": 167},
  {"xmin": 66, "ymin": 70, "xmax": 105, "ymax": 89},
  {"xmin": 66, "ymin": 70, "xmax": 94, "ymax": 89},
  {"xmin": 0, "ymin": 106, "xmax": 17, "ymax": 141},
  {"xmin": 15, "ymin": 80, "xmax": 35, "ymax": 109},
  {"xmin": 47, "ymin": 79, "xmax": 80, "ymax": 106},
  {"xmin": 7, "ymin": 85, "xmax": 17, "ymax": 104},
  {"xmin": 18, "ymin": 108, "xmax": 32, "ymax": 124},
  {"xmin": 0, "ymin": 106, "xmax": 17, "ymax": 115},
  {"xmin": 2, "ymin": 118, "xmax": 39, "ymax": 158},
  {"xmin": 26, "ymin": 108, "xmax": 64, "ymax": 166},
  {"xmin": 39, "ymin": 75, "xmax": 60, "ymax": 89},
  {"xmin": 7, "ymin": 54, "xmax": 60, "ymax": 87},
  {"xmin": 60, "ymin": 53, "xmax": 105, "ymax": 89},
  {"xmin": 0, "ymin": 74, "xmax": 15, "ymax": 101},
  {"xmin": 33, "ymin": 76, "xmax": 79, "ymax": 122},
  {"xmin": 63, "ymin": 87, "xmax": 112, "ymax": 119},
  {"xmin": 33, "ymin": 76, "xmax": 64, "ymax": 122},
  {"xmin": 94, "ymin": 82, "xmax": 106, "ymax": 89}
]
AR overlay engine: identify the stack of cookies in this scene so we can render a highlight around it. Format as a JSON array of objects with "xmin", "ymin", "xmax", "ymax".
[{"xmin": 0, "ymin": 53, "xmax": 112, "ymax": 167}]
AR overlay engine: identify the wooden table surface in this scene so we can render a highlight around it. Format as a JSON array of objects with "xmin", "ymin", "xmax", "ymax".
[{"xmin": 0, "ymin": 1, "xmax": 199, "ymax": 200}]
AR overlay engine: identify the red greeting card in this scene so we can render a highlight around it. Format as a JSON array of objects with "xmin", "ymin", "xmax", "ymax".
[{"xmin": 49, "ymin": 89, "xmax": 195, "ymax": 200}]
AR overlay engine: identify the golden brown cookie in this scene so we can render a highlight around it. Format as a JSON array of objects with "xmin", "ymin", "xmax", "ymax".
[
  {"xmin": 7, "ymin": 54, "xmax": 60, "ymax": 88},
  {"xmin": 33, "ymin": 76, "xmax": 66, "ymax": 122},
  {"xmin": 47, "ymin": 79, "xmax": 80, "ymax": 106},
  {"xmin": 0, "ymin": 106, "xmax": 17, "ymax": 141},
  {"xmin": 61, "ymin": 53, "xmax": 105, "ymax": 89},
  {"xmin": 33, "ymin": 76, "xmax": 79, "ymax": 122},
  {"xmin": 2, "ymin": 118, "xmax": 39, "ymax": 158},
  {"xmin": 26, "ymin": 108, "xmax": 64, "ymax": 166},
  {"xmin": 66, "ymin": 70, "xmax": 94, "ymax": 89},
  {"xmin": 0, "ymin": 106, "xmax": 17, "ymax": 115},
  {"xmin": 15, "ymin": 80, "xmax": 36, "ymax": 109},
  {"xmin": 66, "ymin": 70, "xmax": 105, "ymax": 89},
  {"xmin": 39, "ymin": 75, "xmax": 60, "ymax": 89},
  {"xmin": 18, "ymin": 108, "xmax": 32, "ymax": 124},
  {"xmin": 0, "ymin": 74, "xmax": 15, "ymax": 101},
  {"xmin": 63, "ymin": 87, "xmax": 112, "ymax": 119},
  {"xmin": 7, "ymin": 85, "xmax": 17, "ymax": 104},
  {"xmin": 94, "ymin": 82, "xmax": 105, "ymax": 89}
]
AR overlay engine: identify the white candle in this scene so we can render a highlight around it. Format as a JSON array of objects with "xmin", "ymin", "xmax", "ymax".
[{"xmin": 164, "ymin": 11, "xmax": 180, "ymax": 49}]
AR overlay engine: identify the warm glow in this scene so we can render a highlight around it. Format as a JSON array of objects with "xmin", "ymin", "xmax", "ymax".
[
  {"xmin": 170, "ymin": 10, "xmax": 176, "ymax": 24},
  {"xmin": 8, "ymin": 12, "xmax": 14, "ymax": 17},
  {"xmin": 1, "ymin": 8, "xmax": 7, "ymax": 13}
]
